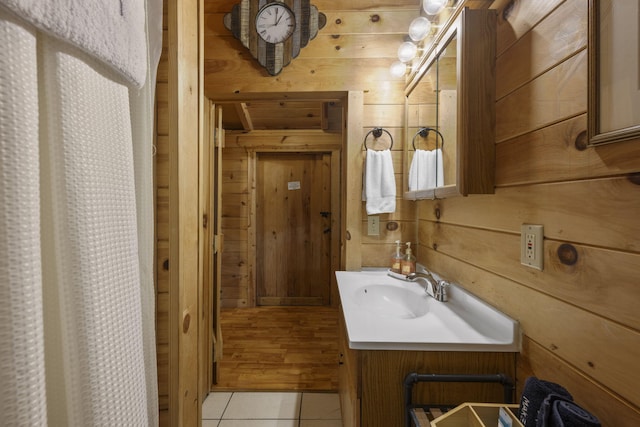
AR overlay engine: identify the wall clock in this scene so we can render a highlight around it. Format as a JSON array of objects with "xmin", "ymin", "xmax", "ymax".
[{"xmin": 224, "ymin": 0, "xmax": 327, "ymax": 76}]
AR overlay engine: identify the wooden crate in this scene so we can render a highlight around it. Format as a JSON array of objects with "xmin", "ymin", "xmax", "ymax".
[{"xmin": 429, "ymin": 403, "xmax": 523, "ymax": 427}]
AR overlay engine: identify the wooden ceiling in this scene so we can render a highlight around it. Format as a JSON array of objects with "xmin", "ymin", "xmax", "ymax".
[
  {"xmin": 217, "ymin": 99, "xmax": 342, "ymax": 131},
  {"xmin": 211, "ymin": 92, "xmax": 345, "ymax": 131}
]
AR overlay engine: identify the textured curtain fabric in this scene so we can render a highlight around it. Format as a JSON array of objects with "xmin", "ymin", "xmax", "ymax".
[
  {"xmin": 0, "ymin": 10, "xmax": 48, "ymax": 425},
  {"xmin": 0, "ymin": 0, "xmax": 160, "ymax": 424}
]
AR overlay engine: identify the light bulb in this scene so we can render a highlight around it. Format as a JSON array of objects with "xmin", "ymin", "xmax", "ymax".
[
  {"xmin": 397, "ymin": 41, "xmax": 418, "ymax": 63},
  {"xmin": 389, "ymin": 61, "xmax": 407, "ymax": 78},
  {"xmin": 409, "ymin": 16, "xmax": 431, "ymax": 42},
  {"xmin": 423, "ymin": 0, "xmax": 447, "ymax": 15}
]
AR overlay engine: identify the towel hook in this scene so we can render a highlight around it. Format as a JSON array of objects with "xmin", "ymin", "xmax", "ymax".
[
  {"xmin": 412, "ymin": 127, "xmax": 444, "ymax": 151},
  {"xmin": 364, "ymin": 127, "xmax": 394, "ymax": 151}
]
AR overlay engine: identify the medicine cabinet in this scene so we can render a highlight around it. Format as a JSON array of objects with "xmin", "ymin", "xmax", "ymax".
[{"xmin": 404, "ymin": 7, "xmax": 497, "ymax": 200}]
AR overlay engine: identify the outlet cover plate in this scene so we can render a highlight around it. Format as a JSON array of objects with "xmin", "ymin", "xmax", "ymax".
[
  {"xmin": 367, "ymin": 215, "xmax": 380, "ymax": 236},
  {"xmin": 521, "ymin": 224, "xmax": 543, "ymax": 270}
]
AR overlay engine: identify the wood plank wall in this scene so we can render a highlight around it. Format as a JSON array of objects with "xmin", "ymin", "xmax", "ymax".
[
  {"xmin": 415, "ymin": 1, "xmax": 640, "ymax": 425},
  {"xmin": 156, "ymin": 1, "xmax": 170, "ymax": 424},
  {"xmin": 204, "ymin": 0, "xmax": 421, "ymax": 307}
]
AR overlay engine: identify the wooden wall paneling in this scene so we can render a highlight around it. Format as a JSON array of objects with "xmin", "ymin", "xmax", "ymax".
[
  {"xmin": 495, "ymin": 0, "xmax": 588, "ymax": 100},
  {"xmin": 330, "ymin": 148, "xmax": 342, "ymax": 305},
  {"xmin": 495, "ymin": 0, "xmax": 565, "ymax": 56},
  {"xmin": 156, "ymin": 136, "xmax": 170, "ymax": 188},
  {"xmin": 495, "ymin": 49, "xmax": 587, "ymax": 143},
  {"xmin": 155, "ymin": 1, "xmax": 169, "ymax": 424},
  {"xmin": 418, "ymin": 178, "xmax": 640, "ymax": 252},
  {"xmin": 206, "ymin": 34, "xmax": 408, "ymax": 60},
  {"xmin": 521, "ymin": 337, "xmax": 640, "ymax": 427},
  {"xmin": 210, "ymin": 10, "xmax": 418, "ymax": 38},
  {"xmin": 206, "ymin": 0, "xmax": 420, "ymax": 13},
  {"xmin": 226, "ymin": 131, "xmax": 342, "ymax": 149},
  {"xmin": 156, "ymin": 188, "xmax": 170, "ymax": 241},
  {"xmin": 221, "ymin": 193, "xmax": 248, "ymax": 219},
  {"xmin": 156, "ymin": 292, "xmax": 170, "ymax": 350},
  {"xmin": 362, "ymin": 104, "xmax": 404, "ymax": 128},
  {"xmin": 344, "ymin": 91, "xmax": 364, "ymax": 270},
  {"xmin": 414, "ymin": 249, "xmax": 640, "ymax": 426},
  {"xmin": 157, "ymin": 240, "xmax": 170, "ymax": 294},
  {"xmin": 166, "ymin": 0, "xmax": 202, "ymax": 424},
  {"xmin": 496, "ymin": 115, "xmax": 640, "ymax": 185},
  {"xmin": 418, "ymin": 219, "xmax": 640, "ymax": 332},
  {"xmin": 409, "ymin": 1, "xmax": 640, "ymax": 424},
  {"xmin": 157, "ymin": 344, "xmax": 169, "ymax": 408},
  {"xmin": 204, "ymin": 58, "xmax": 399, "ymax": 94}
]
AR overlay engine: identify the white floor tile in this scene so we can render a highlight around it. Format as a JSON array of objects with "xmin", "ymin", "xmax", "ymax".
[
  {"xmin": 222, "ymin": 392, "xmax": 302, "ymax": 420},
  {"xmin": 300, "ymin": 421, "xmax": 343, "ymax": 427},
  {"xmin": 202, "ymin": 420, "xmax": 219, "ymax": 427},
  {"xmin": 203, "ymin": 392, "xmax": 232, "ymax": 419},
  {"xmin": 300, "ymin": 393, "xmax": 341, "ymax": 420},
  {"xmin": 219, "ymin": 420, "xmax": 299, "ymax": 427}
]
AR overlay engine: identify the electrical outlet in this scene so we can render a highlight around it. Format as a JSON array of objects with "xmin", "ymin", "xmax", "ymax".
[
  {"xmin": 367, "ymin": 215, "xmax": 380, "ymax": 236},
  {"xmin": 521, "ymin": 224, "xmax": 544, "ymax": 270}
]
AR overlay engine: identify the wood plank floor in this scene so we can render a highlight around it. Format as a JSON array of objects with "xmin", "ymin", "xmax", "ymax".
[{"xmin": 212, "ymin": 306, "xmax": 339, "ymax": 392}]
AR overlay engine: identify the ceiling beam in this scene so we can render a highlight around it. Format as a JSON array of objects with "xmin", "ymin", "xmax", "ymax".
[{"xmin": 235, "ymin": 102, "xmax": 254, "ymax": 131}]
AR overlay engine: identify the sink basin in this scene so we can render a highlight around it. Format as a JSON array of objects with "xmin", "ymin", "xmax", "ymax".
[
  {"xmin": 336, "ymin": 270, "xmax": 520, "ymax": 352},
  {"xmin": 354, "ymin": 284, "xmax": 428, "ymax": 319}
]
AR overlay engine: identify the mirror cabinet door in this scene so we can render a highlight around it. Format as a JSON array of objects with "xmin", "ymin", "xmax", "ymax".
[
  {"xmin": 403, "ymin": 7, "xmax": 496, "ymax": 200},
  {"xmin": 406, "ymin": 54, "xmax": 440, "ymax": 194}
]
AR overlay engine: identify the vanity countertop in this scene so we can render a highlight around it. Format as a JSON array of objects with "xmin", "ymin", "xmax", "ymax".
[{"xmin": 336, "ymin": 270, "xmax": 520, "ymax": 352}]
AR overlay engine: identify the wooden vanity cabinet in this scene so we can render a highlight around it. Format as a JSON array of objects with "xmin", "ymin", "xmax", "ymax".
[{"xmin": 338, "ymin": 310, "xmax": 517, "ymax": 427}]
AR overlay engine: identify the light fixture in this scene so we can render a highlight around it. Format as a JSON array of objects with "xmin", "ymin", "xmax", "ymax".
[
  {"xmin": 408, "ymin": 16, "xmax": 431, "ymax": 42},
  {"xmin": 389, "ymin": 61, "xmax": 408, "ymax": 78},
  {"xmin": 423, "ymin": 0, "xmax": 447, "ymax": 15},
  {"xmin": 397, "ymin": 41, "xmax": 418, "ymax": 63}
]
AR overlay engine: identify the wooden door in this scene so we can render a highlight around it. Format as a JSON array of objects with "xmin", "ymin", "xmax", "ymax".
[
  {"xmin": 211, "ymin": 106, "xmax": 224, "ymax": 382},
  {"xmin": 200, "ymin": 101, "xmax": 224, "ymax": 392},
  {"xmin": 256, "ymin": 152, "xmax": 332, "ymax": 306}
]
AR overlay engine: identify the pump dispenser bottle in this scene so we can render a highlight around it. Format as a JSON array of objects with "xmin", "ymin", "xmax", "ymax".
[
  {"xmin": 390, "ymin": 240, "xmax": 403, "ymax": 273},
  {"xmin": 401, "ymin": 242, "xmax": 416, "ymax": 275}
]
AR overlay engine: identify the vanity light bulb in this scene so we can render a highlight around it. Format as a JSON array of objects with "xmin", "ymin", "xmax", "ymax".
[
  {"xmin": 389, "ymin": 61, "xmax": 407, "ymax": 78},
  {"xmin": 409, "ymin": 16, "xmax": 431, "ymax": 42},
  {"xmin": 397, "ymin": 41, "xmax": 418, "ymax": 63},
  {"xmin": 423, "ymin": 0, "xmax": 447, "ymax": 16}
]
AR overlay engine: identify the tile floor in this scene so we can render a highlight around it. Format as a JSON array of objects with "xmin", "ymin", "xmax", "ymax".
[{"xmin": 202, "ymin": 391, "xmax": 343, "ymax": 427}]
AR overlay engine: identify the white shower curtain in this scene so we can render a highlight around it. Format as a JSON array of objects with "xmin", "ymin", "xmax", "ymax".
[{"xmin": 0, "ymin": 0, "xmax": 161, "ymax": 425}]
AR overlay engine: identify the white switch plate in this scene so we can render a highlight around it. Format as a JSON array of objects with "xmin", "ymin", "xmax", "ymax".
[
  {"xmin": 367, "ymin": 215, "xmax": 380, "ymax": 236},
  {"xmin": 521, "ymin": 224, "xmax": 543, "ymax": 270}
]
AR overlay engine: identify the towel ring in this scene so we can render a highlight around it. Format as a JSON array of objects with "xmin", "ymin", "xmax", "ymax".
[
  {"xmin": 364, "ymin": 127, "xmax": 394, "ymax": 151},
  {"xmin": 412, "ymin": 127, "xmax": 444, "ymax": 151}
]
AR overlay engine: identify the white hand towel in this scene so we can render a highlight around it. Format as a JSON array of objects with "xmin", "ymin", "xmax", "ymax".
[
  {"xmin": 363, "ymin": 149, "xmax": 396, "ymax": 215},
  {"xmin": 408, "ymin": 148, "xmax": 444, "ymax": 191}
]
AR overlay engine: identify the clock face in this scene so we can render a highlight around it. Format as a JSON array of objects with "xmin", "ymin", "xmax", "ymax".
[{"xmin": 255, "ymin": 3, "xmax": 296, "ymax": 44}]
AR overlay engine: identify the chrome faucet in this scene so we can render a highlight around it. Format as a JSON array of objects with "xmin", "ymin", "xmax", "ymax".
[{"xmin": 406, "ymin": 271, "xmax": 449, "ymax": 302}]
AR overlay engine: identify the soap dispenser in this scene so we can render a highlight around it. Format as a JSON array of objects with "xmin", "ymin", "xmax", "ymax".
[
  {"xmin": 401, "ymin": 242, "xmax": 416, "ymax": 275},
  {"xmin": 390, "ymin": 240, "xmax": 403, "ymax": 273}
]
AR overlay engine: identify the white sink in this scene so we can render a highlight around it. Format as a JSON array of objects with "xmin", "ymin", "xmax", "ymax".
[
  {"xmin": 354, "ymin": 284, "xmax": 429, "ymax": 319},
  {"xmin": 336, "ymin": 270, "xmax": 520, "ymax": 352}
]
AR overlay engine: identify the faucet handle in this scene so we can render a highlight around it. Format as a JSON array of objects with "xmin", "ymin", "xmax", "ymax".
[{"xmin": 435, "ymin": 281, "xmax": 449, "ymax": 302}]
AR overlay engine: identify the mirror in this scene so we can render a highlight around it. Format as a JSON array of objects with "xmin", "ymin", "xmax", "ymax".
[
  {"xmin": 404, "ymin": 7, "xmax": 496, "ymax": 200},
  {"xmin": 406, "ymin": 32, "xmax": 457, "ymax": 197}
]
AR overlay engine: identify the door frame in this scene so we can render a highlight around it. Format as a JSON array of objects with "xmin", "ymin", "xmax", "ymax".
[{"xmin": 248, "ymin": 146, "xmax": 342, "ymax": 307}]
